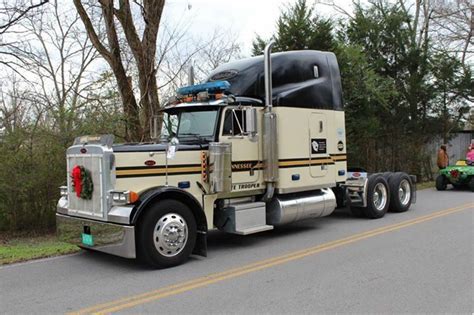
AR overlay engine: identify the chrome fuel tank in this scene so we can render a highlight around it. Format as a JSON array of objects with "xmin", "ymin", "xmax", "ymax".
[{"xmin": 266, "ymin": 188, "xmax": 336, "ymax": 225}]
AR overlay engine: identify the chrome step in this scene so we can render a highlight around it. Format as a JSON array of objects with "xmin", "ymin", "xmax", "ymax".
[{"xmin": 216, "ymin": 201, "xmax": 273, "ymax": 235}]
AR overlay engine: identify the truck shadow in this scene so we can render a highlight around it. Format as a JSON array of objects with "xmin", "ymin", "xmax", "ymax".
[
  {"xmin": 74, "ymin": 207, "xmax": 366, "ymax": 270},
  {"xmin": 205, "ymin": 206, "xmax": 360, "ymax": 251}
]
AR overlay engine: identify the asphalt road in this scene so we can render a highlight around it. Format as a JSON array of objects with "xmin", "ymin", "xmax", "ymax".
[{"xmin": 1, "ymin": 188, "xmax": 473, "ymax": 314}]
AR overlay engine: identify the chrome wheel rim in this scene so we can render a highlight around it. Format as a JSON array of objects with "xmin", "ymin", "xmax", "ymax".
[
  {"xmin": 153, "ymin": 213, "xmax": 188, "ymax": 257},
  {"xmin": 398, "ymin": 179, "xmax": 411, "ymax": 206},
  {"xmin": 373, "ymin": 182, "xmax": 388, "ymax": 211}
]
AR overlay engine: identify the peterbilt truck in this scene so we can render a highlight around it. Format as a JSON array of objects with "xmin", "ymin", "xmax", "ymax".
[{"xmin": 57, "ymin": 42, "xmax": 415, "ymax": 268}]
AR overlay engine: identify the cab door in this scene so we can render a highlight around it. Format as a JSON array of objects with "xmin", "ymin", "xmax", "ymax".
[
  {"xmin": 220, "ymin": 107, "xmax": 261, "ymax": 191},
  {"xmin": 309, "ymin": 112, "xmax": 329, "ymax": 178}
]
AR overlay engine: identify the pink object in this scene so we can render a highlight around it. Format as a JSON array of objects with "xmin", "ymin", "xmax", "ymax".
[{"xmin": 467, "ymin": 149, "xmax": 474, "ymax": 162}]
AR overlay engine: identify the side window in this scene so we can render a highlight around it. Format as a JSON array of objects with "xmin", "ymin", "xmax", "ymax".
[{"xmin": 222, "ymin": 109, "xmax": 246, "ymax": 136}]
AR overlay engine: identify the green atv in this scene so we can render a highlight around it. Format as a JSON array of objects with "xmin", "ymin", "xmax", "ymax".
[{"xmin": 436, "ymin": 160, "xmax": 474, "ymax": 192}]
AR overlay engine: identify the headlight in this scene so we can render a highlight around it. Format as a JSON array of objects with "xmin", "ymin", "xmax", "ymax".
[
  {"xmin": 109, "ymin": 190, "xmax": 139, "ymax": 205},
  {"xmin": 59, "ymin": 186, "xmax": 68, "ymax": 198}
]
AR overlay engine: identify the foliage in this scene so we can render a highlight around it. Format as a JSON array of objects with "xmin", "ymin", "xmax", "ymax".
[
  {"xmin": 252, "ymin": 0, "xmax": 473, "ymax": 179},
  {"xmin": 0, "ymin": 77, "xmax": 124, "ymax": 232},
  {"xmin": 341, "ymin": 1, "xmax": 472, "ymax": 177},
  {"xmin": 252, "ymin": 0, "xmax": 335, "ymax": 55}
]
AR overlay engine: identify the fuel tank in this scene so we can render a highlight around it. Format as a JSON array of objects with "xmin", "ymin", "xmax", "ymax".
[{"xmin": 266, "ymin": 188, "xmax": 336, "ymax": 225}]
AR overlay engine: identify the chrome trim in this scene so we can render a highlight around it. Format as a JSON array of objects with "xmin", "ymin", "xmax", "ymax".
[
  {"xmin": 276, "ymin": 183, "xmax": 336, "ymax": 195},
  {"xmin": 66, "ymin": 141, "xmax": 116, "ymax": 221},
  {"xmin": 399, "ymin": 179, "xmax": 411, "ymax": 206},
  {"xmin": 262, "ymin": 112, "xmax": 279, "ymax": 183},
  {"xmin": 57, "ymin": 197, "xmax": 68, "ymax": 215},
  {"xmin": 264, "ymin": 40, "xmax": 275, "ymax": 108},
  {"xmin": 107, "ymin": 205, "xmax": 134, "ymax": 224},
  {"xmin": 153, "ymin": 213, "xmax": 188, "ymax": 257},
  {"xmin": 342, "ymin": 177, "xmax": 369, "ymax": 207},
  {"xmin": 262, "ymin": 40, "xmax": 278, "ymax": 202},
  {"xmin": 267, "ymin": 188, "xmax": 336, "ymax": 225},
  {"xmin": 56, "ymin": 213, "xmax": 136, "ymax": 259},
  {"xmin": 208, "ymin": 142, "xmax": 232, "ymax": 193},
  {"xmin": 373, "ymin": 182, "xmax": 388, "ymax": 211}
]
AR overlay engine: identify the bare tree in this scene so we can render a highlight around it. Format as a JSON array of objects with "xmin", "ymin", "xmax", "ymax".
[
  {"xmin": 431, "ymin": 0, "xmax": 473, "ymax": 65},
  {"xmin": 0, "ymin": 0, "xmax": 49, "ymax": 33},
  {"xmin": 0, "ymin": 0, "xmax": 49, "ymax": 76},
  {"xmin": 157, "ymin": 28, "xmax": 241, "ymax": 101},
  {"xmin": 5, "ymin": 0, "xmax": 99, "ymax": 141},
  {"xmin": 73, "ymin": 0, "xmax": 166, "ymax": 141}
]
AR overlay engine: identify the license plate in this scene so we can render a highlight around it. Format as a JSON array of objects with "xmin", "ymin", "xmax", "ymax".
[{"xmin": 81, "ymin": 233, "xmax": 94, "ymax": 246}]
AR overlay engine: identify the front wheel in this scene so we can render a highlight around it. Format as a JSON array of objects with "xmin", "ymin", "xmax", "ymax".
[
  {"xmin": 435, "ymin": 175, "xmax": 447, "ymax": 191},
  {"xmin": 468, "ymin": 177, "xmax": 474, "ymax": 192},
  {"xmin": 137, "ymin": 199, "xmax": 197, "ymax": 268}
]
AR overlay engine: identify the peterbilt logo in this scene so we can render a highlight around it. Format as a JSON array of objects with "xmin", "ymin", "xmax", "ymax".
[
  {"xmin": 144, "ymin": 160, "xmax": 156, "ymax": 166},
  {"xmin": 210, "ymin": 69, "xmax": 238, "ymax": 81}
]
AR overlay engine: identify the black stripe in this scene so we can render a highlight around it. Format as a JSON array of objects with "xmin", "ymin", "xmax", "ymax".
[
  {"xmin": 117, "ymin": 171, "xmax": 201, "ymax": 179},
  {"xmin": 116, "ymin": 163, "xmax": 201, "ymax": 171},
  {"xmin": 279, "ymin": 162, "xmax": 335, "ymax": 169},
  {"xmin": 279, "ymin": 157, "xmax": 331, "ymax": 162}
]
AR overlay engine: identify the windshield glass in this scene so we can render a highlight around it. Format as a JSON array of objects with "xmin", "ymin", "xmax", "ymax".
[{"xmin": 161, "ymin": 109, "xmax": 219, "ymax": 141}]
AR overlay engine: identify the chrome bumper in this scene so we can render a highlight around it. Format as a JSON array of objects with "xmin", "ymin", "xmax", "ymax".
[{"xmin": 56, "ymin": 213, "xmax": 136, "ymax": 259}]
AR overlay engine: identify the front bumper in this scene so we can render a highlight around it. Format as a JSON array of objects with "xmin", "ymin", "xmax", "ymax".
[{"xmin": 56, "ymin": 213, "xmax": 136, "ymax": 259}]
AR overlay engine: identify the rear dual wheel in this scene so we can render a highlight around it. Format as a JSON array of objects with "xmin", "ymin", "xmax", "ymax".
[
  {"xmin": 362, "ymin": 174, "xmax": 390, "ymax": 219},
  {"xmin": 350, "ymin": 174, "xmax": 390, "ymax": 219},
  {"xmin": 387, "ymin": 172, "xmax": 413, "ymax": 213},
  {"xmin": 350, "ymin": 172, "xmax": 413, "ymax": 219}
]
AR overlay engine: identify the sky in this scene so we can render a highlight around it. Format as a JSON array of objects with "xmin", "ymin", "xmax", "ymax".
[{"xmin": 162, "ymin": 0, "xmax": 347, "ymax": 56}]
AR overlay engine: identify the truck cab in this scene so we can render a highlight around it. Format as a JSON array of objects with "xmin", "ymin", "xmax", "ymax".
[{"xmin": 57, "ymin": 44, "xmax": 414, "ymax": 268}]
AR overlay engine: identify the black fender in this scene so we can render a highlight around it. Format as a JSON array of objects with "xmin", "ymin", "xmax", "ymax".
[{"xmin": 131, "ymin": 186, "xmax": 208, "ymax": 257}]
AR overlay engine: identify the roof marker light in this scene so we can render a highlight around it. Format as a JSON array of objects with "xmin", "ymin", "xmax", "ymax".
[{"xmin": 177, "ymin": 80, "xmax": 230, "ymax": 96}]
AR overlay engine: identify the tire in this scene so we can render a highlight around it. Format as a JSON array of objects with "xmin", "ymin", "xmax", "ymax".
[
  {"xmin": 387, "ymin": 172, "xmax": 413, "ymax": 213},
  {"xmin": 362, "ymin": 174, "xmax": 390, "ymax": 219},
  {"xmin": 137, "ymin": 199, "xmax": 197, "ymax": 268},
  {"xmin": 468, "ymin": 177, "xmax": 474, "ymax": 192},
  {"xmin": 381, "ymin": 172, "xmax": 393, "ymax": 180},
  {"xmin": 435, "ymin": 175, "xmax": 447, "ymax": 191}
]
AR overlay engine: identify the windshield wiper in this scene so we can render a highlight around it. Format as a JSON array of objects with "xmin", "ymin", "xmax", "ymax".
[{"xmin": 178, "ymin": 133, "xmax": 208, "ymax": 143}]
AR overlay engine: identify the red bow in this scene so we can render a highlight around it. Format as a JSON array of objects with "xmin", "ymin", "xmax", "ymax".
[
  {"xmin": 72, "ymin": 165, "xmax": 82, "ymax": 197},
  {"xmin": 450, "ymin": 169, "xmax": 459, "ymax": 178}
]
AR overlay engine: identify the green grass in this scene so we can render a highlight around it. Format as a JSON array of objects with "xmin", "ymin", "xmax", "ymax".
[
  {"xmin": 417, "ymin": 181, "xmax": 435, "ymax": 190},
  {"xmin": 0, "ymin": 233, "xmax": 79, "ymax": 265}
]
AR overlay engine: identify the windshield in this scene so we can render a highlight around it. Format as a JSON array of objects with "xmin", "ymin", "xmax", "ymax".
[{"xmin": 161, "ymin": 109, "xmax": 219, "ymax": 142}]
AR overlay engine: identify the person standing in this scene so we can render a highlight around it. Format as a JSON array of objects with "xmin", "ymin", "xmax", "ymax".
[
  {"xmin": 466, "ymin": 142, "xmax": 474, "ymax": 165},
  {"xmin": 437, "ymin": 144, "xmax": 449, "ymax": 169}
]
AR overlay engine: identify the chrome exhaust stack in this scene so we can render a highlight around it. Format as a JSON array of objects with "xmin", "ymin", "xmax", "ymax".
[{"xmin": 262, "ymin": 40, "xmax": 278, "ymax": 202}]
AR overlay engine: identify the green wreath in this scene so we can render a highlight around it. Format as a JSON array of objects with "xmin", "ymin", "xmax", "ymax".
[{"xmin": 71, "ymin": 165, "xmax": 94, "ymax": 200}]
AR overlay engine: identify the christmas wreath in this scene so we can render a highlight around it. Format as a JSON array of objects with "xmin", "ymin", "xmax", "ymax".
[{"xmin": 71, "ymin": 165, "xmax": 94, "ymax": 200}]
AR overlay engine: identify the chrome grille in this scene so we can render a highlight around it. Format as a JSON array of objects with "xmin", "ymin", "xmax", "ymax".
[{"xmin": 67, "ymin": 154, "xmax": 104, "ymax": 218}]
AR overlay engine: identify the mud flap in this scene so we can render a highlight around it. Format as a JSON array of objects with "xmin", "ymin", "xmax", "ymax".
[
  {"xmin": 410, "ymin": 175, "xmax": 417, "ymax": 204},
  {"xmin": 192, "ymin": 230, "xmax": 207, "ymax": 257}
]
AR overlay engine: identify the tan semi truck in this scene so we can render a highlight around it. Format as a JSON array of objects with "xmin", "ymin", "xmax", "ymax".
[{"xmin": 57, "ymin": 42, "xmax": 416, "ymax": 268}]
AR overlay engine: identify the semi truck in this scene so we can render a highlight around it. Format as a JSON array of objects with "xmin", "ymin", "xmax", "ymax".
[{"xmin": 57, "ymin": 42, "xmax": 416, "ymax": 268}]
